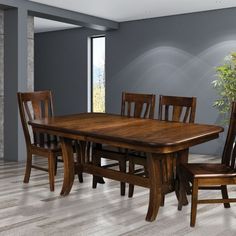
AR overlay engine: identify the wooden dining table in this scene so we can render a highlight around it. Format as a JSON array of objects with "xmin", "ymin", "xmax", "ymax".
[{"xmin": 29, "ymin": 113, "xmax": 223, "ymax": 222}]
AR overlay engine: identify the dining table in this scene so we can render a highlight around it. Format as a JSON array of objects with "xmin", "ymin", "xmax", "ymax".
[{"xmin": 29, "ymin": 113, "xmax": 223, "ymax": 222}]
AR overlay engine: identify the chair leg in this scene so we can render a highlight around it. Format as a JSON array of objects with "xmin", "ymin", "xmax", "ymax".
[
  {"xmin": 92, "ymin": 176, "xmax": 98, "ymax": 189},
  {"xmin": 159, "ymin": 159, "xmax": 166, "ymax": 207},
  {"xmin": 48, "ymin": 154, "xmax": 55, "ymax": 192},
  {"xmin": 92, "ymin": 173, "xmax": 105, "ymax": 188},
  {"xmin": 128, "ymin": 159, "xmax": 135, "ymax": 198},
  {"xmin": 190, "ymin": 179, "xmax": 198, "ymax": 227},
  {"xmin": 161, "ymin": 195, "xmax": 165, "ymax": 206},
  {"xmin": 177, "ymin": 177, "xmax": 183, "ymax": 211},
  {"xmin": 177, "ymin": 173, "xmax": 188, "ymax": 211},
  {"xmin": 92, "ymin": 177, "xmax": 105, "ymax": 188},
  {"xmin": 119, "ymin": 159, "xmax": 126, "ymax": 196},
  {"xmin": 221, "ymin": 185, "xmax": 230, "ymax": 208},
  {"xmin": 54, "ymin": 156, "xmax": 58, "ymax": 176},
  {"xmin": 175, "ymin": 176, "xmax": 180, "ymax": 201},
  {"xmin": 23, "ymin": 150, "xmax": 32, "ymax": 183},
  {"xmin": 92, "ymin": 175, "xmax": 98, "ymax": 188},
  {"xmin": 176, "ymin": 150, "xmax": 191, "ymax": 195},
  {"xmin": 185, "ymin": 182, "xmax": 192, "ymax": 195},
  {"xmin": 92, "ymin": 156, "xmax": 99, "ymax": 189},
  {"xmin": 176, "ymin": 163, "xmax": 188, "ymax": 210},
  {"xmin": 75, "ymin": 141, "xmax": 83, "ymax": 183},
  {"xmin": 92, "ymin": 153, "xmax": 105, "ymax": 188},
  {"xmin": 78, "ymin": 172, "xmax": 83, "ymax": 183}
]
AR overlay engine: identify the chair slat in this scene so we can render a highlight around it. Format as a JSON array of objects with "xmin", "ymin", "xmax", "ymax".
[
  {"xmin": 127, "ymin": 102, "xmax": 131, "ymax": 117},
  {"xmin": 44, "ymin": 99, "xmax": 50, "ymax": 118},
  {"xmin": 159, "ymin": 95, "xmax": 196, "ymax": 123},
  {"xmin": 31, "ymin": 101, "xmax": 42, "ymax": 119},
  {"xmin": 24, "ymin": 102, "xmax": 33, "ymax": 121},
  {"xmin": 134, "ymin": 102, "xmax": 143, "ymax": 118},
  {"xmin": 172, "ymin": 106, "xmax": 183, "ymax": 122},
  {"xmin": 164, "ymin": 105, "xmax": 169, "ymax": 121},
  {"xmin": 183, "ymin": 107, "xmax": 191, "ymax": 122},
  {"xmin": 230, "ymin": 144, "xmax": 236, "ymax": 169},
  {"xmin": 143, "ymin": 104, "xmax": 150, "ymax": 118}
]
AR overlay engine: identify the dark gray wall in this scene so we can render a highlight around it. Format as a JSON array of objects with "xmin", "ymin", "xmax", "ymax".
[
  {"xmin": 35, "ymin": 8, "xmax": 236, "ymax": 155},
  {"xmin": 4, "ymin": 8, "xmax": 28, "ymax": 161},
  {"xmin": 106, "ymin": 8, "xmax": 236, "ymax": 155},
  {"xmin": 35, "ymin": 28, "xmax": 103, "ymax": 115}
]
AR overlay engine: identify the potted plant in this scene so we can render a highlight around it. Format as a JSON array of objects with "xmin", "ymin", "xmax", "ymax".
[{"xmin": 212, "ymin": 52, "xmax": 236, "ymax": 124}]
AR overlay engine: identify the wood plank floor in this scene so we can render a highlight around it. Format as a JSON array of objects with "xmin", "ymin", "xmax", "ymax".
[{"xmin": 0, "ymin": 154, "xmax": 236, "ymax": 236}]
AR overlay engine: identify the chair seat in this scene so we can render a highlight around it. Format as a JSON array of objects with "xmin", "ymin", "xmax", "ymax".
[
  {"xmin": 93, "ymin": 145, "xmax": 127, "ymax": 163},
  {"xmin": 101, "ymin": 145, "xmax": 126, "ymax": 153},
  {"xmin": 95, "ymin": 145, "xmax": 147, "ymax": 163},
  {"xmin": 31, "ymin": 141, "xmax": 62, "ymax": 153},
  {"xmin": 33, "ymin": 140, "xmax": 79, "ymax": 153},
  {"xmin": 181, "ymin": 163, "xmax": 236, "ymax": 178}
]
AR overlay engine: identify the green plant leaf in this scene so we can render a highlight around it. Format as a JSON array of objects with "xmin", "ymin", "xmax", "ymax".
[{"xmin": 212, "ymin": 52, "xmax": 236, "ymax": 124}]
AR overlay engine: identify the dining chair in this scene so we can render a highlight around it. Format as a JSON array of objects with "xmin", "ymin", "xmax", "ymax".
[
  {"xmin": 92, "ymin": 92, "xmax": 156, "ymax": 195},
  {"xmin": 17, "ymin": 90, "xmax": 82, "ymax": 191},
  {"xmin": 128, "ymin": 95, "xmax": 197, "ymax": 200},
  {"xmin": 177, "ymin": 101, "xmax": 236, "ymax": 227}
]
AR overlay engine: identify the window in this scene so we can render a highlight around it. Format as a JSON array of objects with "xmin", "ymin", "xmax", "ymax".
[{"xmin": 91, "ymin": 36, "xmax": 105, "ymax": 112}]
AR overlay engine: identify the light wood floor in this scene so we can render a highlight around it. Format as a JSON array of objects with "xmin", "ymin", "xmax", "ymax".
[{"xmin": 0, "ymin": 154, "xmax": 236, "ymax": 236}]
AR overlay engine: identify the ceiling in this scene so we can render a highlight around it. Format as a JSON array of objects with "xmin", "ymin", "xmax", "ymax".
[
  {"xmin": 31, "ymin": 0, "xmax": 236, "ymax": 33},
  {"xmin": 34, "ymin": 18, "xmax": 79, "ymax": 33}
]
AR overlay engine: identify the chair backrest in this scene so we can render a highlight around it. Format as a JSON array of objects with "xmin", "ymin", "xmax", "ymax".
[
  {"xmin": 121, "ymin": 92, "xmax": 156, "ymax": 119},
  {"xmin": 221, "ymin": 102, "xmax": 236, "ymax": 169},
  {"xmin": 17, "ymin": 90, "xmax": 55, "ymax": 147},
  {"xmin": 158, "ymin": 95, "xmax": 197, "ymax": 123}
]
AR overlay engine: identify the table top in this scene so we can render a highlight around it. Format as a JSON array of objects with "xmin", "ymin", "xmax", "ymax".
[{"xmin": 29, "ymin": 113, "xmax": 223, "ymax": 153}]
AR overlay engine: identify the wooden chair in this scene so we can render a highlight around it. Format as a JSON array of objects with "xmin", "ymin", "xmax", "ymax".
[
  {"xmin": 128, "ymin": 95, "xmax": 197, "ymax": 199},
  {"xmin": 178, "ymin": 101, "xmax": 236, "ymax": 227},
  {"xmin": 17, "ymin": 90, "xmax": 82, "ymax": 191},
  {"xmin": 92, "ymin": 92, "xmax": 156, "ymax": 195}
]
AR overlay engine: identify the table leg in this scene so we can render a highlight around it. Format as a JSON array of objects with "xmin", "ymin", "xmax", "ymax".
[
  {"xmin": 178, "ymin": 149, "xmax": 189, "ymax": 163},
  {"xmin": 145, "ymin": 153, "xmax": 162, "ymax": 222},
  {"xmin": 74, "ymin": 141, "xmax": 83, "ymax": 183},
  {"xmin": 79, "ymin": 140, "xmax": 87, "ymax": 164},
  {"xmin": 60, "ymin": 137, "xmax": 75, "ymax": 196}
]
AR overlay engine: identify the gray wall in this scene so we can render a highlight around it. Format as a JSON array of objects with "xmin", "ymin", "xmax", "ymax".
[
  {"xmin": 35, "ymin": 28, "xmax": 102, "ymax": 115},
  {"xmin": 35, "ymin": 8, "xmax": 236, "ymax": 155},
  {"xmin": 0, "ymin": 10, "xmax": 3, "ymax": 158},
  {"xmin": 27, "ymin": 16, "xmax": 34, "ymax": 92},
  {"xmin": 0, "ymin": 0, "xmax": 117, "ymax": 162},
  {"xmin": 106, "ymin": 8, "xmax": 236, "ymax": 155}
]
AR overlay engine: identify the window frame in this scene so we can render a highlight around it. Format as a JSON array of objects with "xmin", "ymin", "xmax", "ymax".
[{"xmin": 90, "ymin": 35, "xmax": 106, "ymax": 113}]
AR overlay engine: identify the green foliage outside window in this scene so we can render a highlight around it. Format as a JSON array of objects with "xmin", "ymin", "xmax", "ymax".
[
  {"xmin": 212, "ymin": 52, "xmax": 236, "ymax": 123},
  {"xmin": 93, "ymin": 84, "xmax": 105, "ymax": 113},
  {"xmin": 93, "ymin": 66, "xmax": 105, "ymax": 113}
]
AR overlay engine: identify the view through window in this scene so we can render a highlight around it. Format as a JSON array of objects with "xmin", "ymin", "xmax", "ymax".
[{"xmin": 91, "ymin": 36, "xmax": 105, "ymax": 112}]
